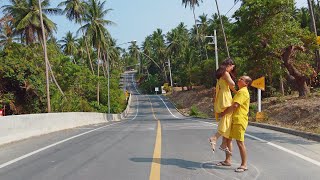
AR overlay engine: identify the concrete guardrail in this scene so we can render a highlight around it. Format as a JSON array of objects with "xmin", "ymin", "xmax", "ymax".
[{"xmin": 0, "ymin": 93, "xmax": 132, "ymax": 146}]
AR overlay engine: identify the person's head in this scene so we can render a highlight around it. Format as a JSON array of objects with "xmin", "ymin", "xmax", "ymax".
[
  {"xmin": 237, "ymin": 76, "xmax": 252, "ymax": 89},
  {"xmin": 216, "ymin": 58, "xmax": 236, "ymax": 79}
]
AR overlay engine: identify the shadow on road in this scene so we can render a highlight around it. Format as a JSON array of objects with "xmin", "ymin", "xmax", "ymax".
[{"xmin": 130, "ymin": 157, "xmax": 230, "ymax": 171}]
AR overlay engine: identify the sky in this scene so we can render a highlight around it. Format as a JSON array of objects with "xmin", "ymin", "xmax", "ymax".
[{"xmin": 0, "ymin": 0, "xmax": 308, "ymax": 49}]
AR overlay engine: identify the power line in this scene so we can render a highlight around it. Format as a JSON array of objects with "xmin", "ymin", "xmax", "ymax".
[{"xmin": 225, "ymin": 0, "xmax": 240, "ymax": 16}]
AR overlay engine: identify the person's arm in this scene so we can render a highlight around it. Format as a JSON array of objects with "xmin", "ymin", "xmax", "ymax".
[
  {"xmin": 222, "ymin": 72, "xmax": 237, "ymax": 93},
  {"xmin": 220, "ymin": 102, "xmax": 239, "ymax": 117}
]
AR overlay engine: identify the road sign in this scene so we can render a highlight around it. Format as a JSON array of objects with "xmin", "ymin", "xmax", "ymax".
[
  {"xmin": 161, "ymin": 86, "xmax": 166, "ymax": 94},
  {"xmin": 251, "ymin": 76, "xmax": 265, "ymax": 91},
  {"xmin": 155, "ymin": 87, "xmax": 159, "ymax": 92}
]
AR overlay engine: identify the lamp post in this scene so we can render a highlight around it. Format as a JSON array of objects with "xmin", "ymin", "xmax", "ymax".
[
  {"xmin": 138, "ymin": 51, "xmax": 161, "ymax": 71},
  {"xmin": 205, "ymin": 29, "xmax": 219, "ymax": 70}
]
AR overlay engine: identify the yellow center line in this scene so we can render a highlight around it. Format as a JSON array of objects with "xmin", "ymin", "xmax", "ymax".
[{"xmin": 149, "ymin": 97, "xmax": 162, "ymax": 180}]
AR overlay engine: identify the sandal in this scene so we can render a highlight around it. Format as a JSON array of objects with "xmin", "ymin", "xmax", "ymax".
[
  {"xmin": 219, "ymin": 146, "xmax": 232, "ymax": 156},
  {"xmin": 235, "ymin": 166, "xmax": 248, "ymax": 172},
  {"xmin": 208, "ymin": 138, "xmax": 216, "ymax": 152},
  {"xmin": 215, "ymin": 161, "xmax": 231, "ymax": 166}
]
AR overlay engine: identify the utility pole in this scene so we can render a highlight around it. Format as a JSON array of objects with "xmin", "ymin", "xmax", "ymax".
[
  {"xmin": 168, "ymin": 59, "xmax": 173, "ymax": 87},
  {"xmin": 308, "ymin": 0, "xmax": 320, "ymax": 71},
  {"xmin": 206, "ymin": 30, "xmax": 219, "ymax": 70},
  {"xmin": 39, "ymin": 0, "xmax": 51, "ymax": 112}
]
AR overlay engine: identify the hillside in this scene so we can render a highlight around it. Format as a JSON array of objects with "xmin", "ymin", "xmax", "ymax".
[{"xmin": 167, "ymin": 87, "xmax": 320, "ymax": 134}]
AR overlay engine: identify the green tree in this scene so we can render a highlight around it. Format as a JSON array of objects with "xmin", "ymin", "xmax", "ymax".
[
  {"xmin": 234, "ymin": 0, "xmax": 316, "ymax": 96},
  {"xmin": 80, "ymin": 0, "xmax": 114, "ymax": 104},
  {"xmin": 59, "ymin": 31, "xmax": 78, "ymax": 61},
  {"xmin": 2, "ymin": 0, "xmax": 61, "ymax": 44},
  {"xmin": 182, "ymin": 0, "xmax": 203, "ymax": 57},
  {"xmin": 59, "ymin": 0, "xmax": 95, "ymax": 74},
  {"xmin": 128, "ymin": 41, "xmax": 140, "ymax": 72}
]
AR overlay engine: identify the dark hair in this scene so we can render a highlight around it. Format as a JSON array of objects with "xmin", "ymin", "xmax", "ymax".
[{"xmin": 216, "ymin": 58, "xmax": 236, "ymax": 79}]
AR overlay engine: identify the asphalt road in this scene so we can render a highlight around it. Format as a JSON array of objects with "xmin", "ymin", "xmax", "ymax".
[{"xmin": 0, "ymin": 71, "xmax": 319, "ymax": 180}]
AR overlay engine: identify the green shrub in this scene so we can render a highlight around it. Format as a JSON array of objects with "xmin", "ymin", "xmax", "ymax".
[
  {"xmin": 249, "ymin": 104, "xmax": 257, "ymax": 117},
  {"xmin": 189, "ymin": 105, "xmax": 208, "ymax": 118}
]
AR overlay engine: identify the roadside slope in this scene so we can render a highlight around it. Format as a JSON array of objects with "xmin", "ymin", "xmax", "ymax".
[{"xmin": 167, "ymin": 87, "xmax": 320, "ymax": 134}]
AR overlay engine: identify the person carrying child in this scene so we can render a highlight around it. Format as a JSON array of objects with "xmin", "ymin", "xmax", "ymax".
[{"xmin": 217, "ymin": 75, "xmax": 252, "ymax": 172}]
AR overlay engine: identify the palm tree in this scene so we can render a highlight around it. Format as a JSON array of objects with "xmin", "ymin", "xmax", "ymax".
[
  {"xmin": 166, "ymin": 23, "xmax": 189, "ymax": 85},
  {"xmin": 80, "ymin": 0, "xmax": 114, "ymax": 104},
  {"xmin": 58, "ymin": 0, "xmax": 95, "ymax": 74},
  {"xmin": 76, "ymin": 37, "xmax": 88, "ymax": 64},
  {"xmin": 59, "ymin": 31, "xmax": 78, "ymax": 63},
  {"xmin": 181, "ymin": 0, "xmax": 203, "ymax": 36},
  {"xmin": 2, "ymin": 0, "xmax": 61, "ymax": 44},
  {"xmin": 151, "ymin": 29, "xmax": 167, "ymax": 82},
  {"xmin": 197, "ymin": 13, "xmax": 209, "ymax": 59},
  {"xmin": 106, "ymin": 38, "xmax": 121, "ymax": 69},
  {"xmin": 182, "ymin": 0, "xmax": 203, "ymax": 58},
  {"xmin": 140, "ymin": 35, "xmax": 163, "ymax": 77},
  {"xmin": 166, "ymin": 23, "xmax": 188, "ymax": 59},
  {"xmin": 128, "ymin": 41, "xmax": 140, "ymax": 73}
]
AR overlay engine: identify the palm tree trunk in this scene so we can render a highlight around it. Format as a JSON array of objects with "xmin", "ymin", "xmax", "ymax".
[
  {"xmin": 192, "ymin": 7, "xmax": 203, "ymax": 59},
  {"xmin": 48, "ymin": 62, "xmax": 65, "ymax": 97},
  {"xmin": 163, "ymin": 63, "xmax": 168, "ymax": 83},
  {"xmin": 214, "ymin": 0, "xmax": 230, "ymax": 58},
  {"xmin": 38, "ymin": 0, "xmax": 51, "ymax": 112},
  {"xmin": 38, "ymin": 27, "xmax": 64, "ymax": 98},
  {"xmin": 80, "ymin": 21, "xmax": 95, "ymax": 75},
  {"xmin": 307, "ymin": 0, "xmax": 320, "ymax": 71},
  {"xmin": 204, "ymin": 44, "xmax": 209, "ymax": 60}
]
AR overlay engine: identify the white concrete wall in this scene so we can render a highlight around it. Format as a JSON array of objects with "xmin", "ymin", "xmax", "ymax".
[{"xmin": 0, "ymin": 94, "xmax": 132, "ymax": 146}]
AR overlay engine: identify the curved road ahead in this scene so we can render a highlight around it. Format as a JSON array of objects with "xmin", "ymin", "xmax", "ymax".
[{"xmin": 0, "ymin": 71, "xmax": 319, "ymax": 180}]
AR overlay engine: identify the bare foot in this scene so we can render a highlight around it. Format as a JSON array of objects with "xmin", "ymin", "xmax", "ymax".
[{"xmin": 208, "ymin": 138, "xmax": 217, "ymax": 152}]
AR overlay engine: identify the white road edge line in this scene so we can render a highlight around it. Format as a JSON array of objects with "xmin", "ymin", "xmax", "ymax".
[
  {"xmin": 0, "ymin": 122, "xmax": 123, "ymax": 169},
  {"xmin": 194, "ymin": 120, "xmax": 320, "ymax": 167},
  {"xmin": 245, "ymin": 134, "xmax": 320, "ymax": 167},
  {"xmin": 157, "ymin": 95, "xmax": 180, "ymax": 119}
]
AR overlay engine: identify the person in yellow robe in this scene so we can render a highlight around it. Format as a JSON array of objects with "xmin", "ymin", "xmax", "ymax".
[{"xmin": 209, "ymin": 58, "xmax": 237, "ymax": 155}]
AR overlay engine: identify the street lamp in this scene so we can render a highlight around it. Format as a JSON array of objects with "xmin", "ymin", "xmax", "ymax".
[
  {"xmin": 205, "ymin": 29, "xmax": 218, "ymax": 70},
  {"xmin": 138, "ymin": 51, "xmax": 161, "ymax": 71}
]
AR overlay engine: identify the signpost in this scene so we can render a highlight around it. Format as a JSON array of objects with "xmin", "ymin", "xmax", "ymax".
[
  {"xmin": 155, "ymin": 87, "xmax": 159, "ymax": 95},
  {"xmin": 251, "ymin": 77, "xmax": 265, "ymax": 121}
]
